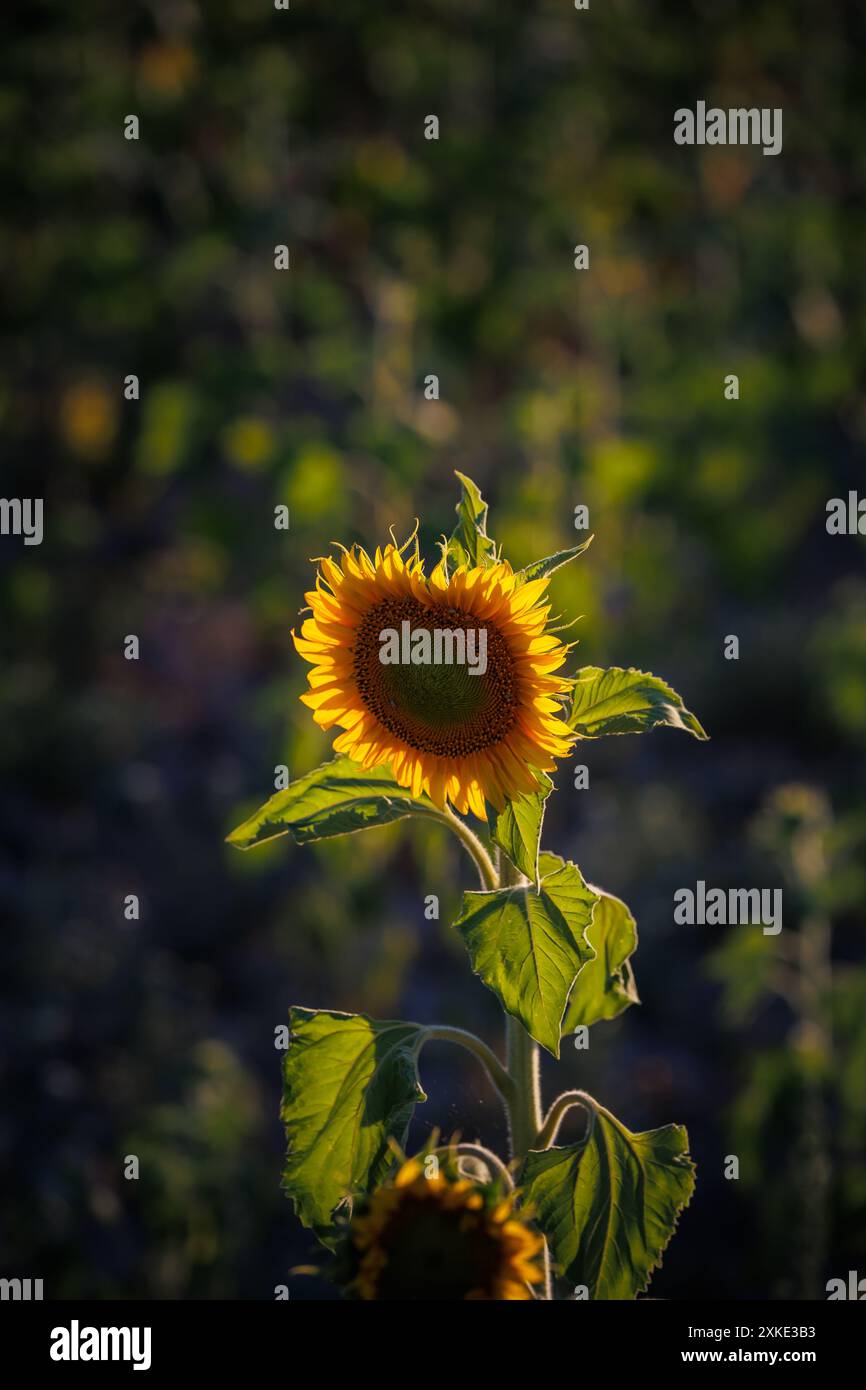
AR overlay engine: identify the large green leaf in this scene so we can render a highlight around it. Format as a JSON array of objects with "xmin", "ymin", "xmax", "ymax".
[
  {"xmin": 488, "ymin": 773, "xmax": 553, "ymax": 887},
  {"xmin": 442, "ymin": 470, "xmax": 498, "ymax": 573},
  {"xmin": 522, "ymin": 1097, "xmax": 695, "ymax": 1299},
  {"xmin": 516, "ymin": 535, "xmax": 594, "ymax": 585},
  {"xmin": 226, "ymin": 756, "xmax": 435, "ymax": 849},
  {"xmin": 565, "ymin": 666, "xmax": 708, "ymax": 740},
  {"xmin": 562, "ymin": 887, "xmax": 640, "ymax": 1034},
  {"xmin": 281, "ymin": 1008, "xmax": 427, "ymax": 1241},
  {"xmin": 454, "ymin": 856, "xmax": 598, "ymax": 1057}
]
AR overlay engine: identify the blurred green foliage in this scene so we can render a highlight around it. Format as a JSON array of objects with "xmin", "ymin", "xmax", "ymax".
[{"xmin": 710, "ymin": 787, "xmax": 866, "ymax": 1298}]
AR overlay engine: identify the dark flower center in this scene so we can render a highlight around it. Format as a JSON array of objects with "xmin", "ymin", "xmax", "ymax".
[
  {"xmin": 353, "ymin": 595, "xmax": 517, "ymax": 757},
  {"xmin": 362, "ymin": 1191, "xmax": 513, "ymax": 1300}
]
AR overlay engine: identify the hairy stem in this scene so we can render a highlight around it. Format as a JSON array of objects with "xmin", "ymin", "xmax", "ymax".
[
  {"xmin": 504, "ymin": 1010, "xmax": 549, "ymax": 1300},
  {"xmin": 535, "ymin": 1089, "xmax": 593, "ymax": 1150},
  {"xmin": 419, "ymin": 1025, "xmax": 516, "ymax": 1110},
  {"xmin": 494, "ymin": 851, "xmax": 552, "ymax": 1297},
  {"xmin": 505, "ymin": 1016, "xmax": 542, "ymax": 1163},
  {"xmin": 426, "ymin": 818, "xmax": 551, "ymax": 1295},
  {"xmin": 433, "ymin": 1142, "xmax": 516, "ymax": 1190},
  {"xmin": 425, "ymin": 805, "xmax": 498, "ymax": 890},
  {"xmin": 496, "ymin": 850, "xmax": 543, "ymax": 1164}
]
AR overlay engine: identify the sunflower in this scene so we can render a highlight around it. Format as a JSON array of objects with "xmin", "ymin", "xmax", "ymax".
[
  {"xmin": 341, "ymin": 1157, "xmax": 544, "ymax": 1301},
  {"xmin": 292, "ymin": 537, "xmax": 576, "ymax": 817}
]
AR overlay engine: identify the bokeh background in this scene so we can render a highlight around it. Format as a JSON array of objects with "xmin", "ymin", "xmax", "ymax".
[{"xmin": 2, "ymin": 0, "xmax": 865, "ymax": 1300}]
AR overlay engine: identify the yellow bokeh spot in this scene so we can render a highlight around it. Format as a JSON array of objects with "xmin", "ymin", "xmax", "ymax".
[
  {"xmin": 60, "ymin": 380, "xmax": 117, "ymax": 461},
  {"xmin": 283, "ymin": 444, "xmax": 346, "ymax": 521},
  {"xmin": 355, "ymin": 138, "xmax": 408, "ymax": 189},
  {"xmin": 138, "ymin": 40, "xmax": 197, "ymax": 97},
  {"xmin": 135, "ymin": 383, "xmax": 194, "ymax": 477},
  {"xmin": 589, "ymin": 436, "xmax": 655, "ymax": 505},
  {"xmin": 223, "ymin": 417, "xmax": 275, "ymax": 472}
]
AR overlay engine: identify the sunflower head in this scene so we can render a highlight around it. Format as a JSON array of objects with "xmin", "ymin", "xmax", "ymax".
[
  {"xmin": 293, "ymin": 534, "xmax": 576, "ymax": 817},
  {"xmin": 335, "ymin": 1154, "xmax": 544, "ymax": 1301}
]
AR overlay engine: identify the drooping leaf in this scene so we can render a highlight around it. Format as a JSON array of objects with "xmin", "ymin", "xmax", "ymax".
[
  {"xmin": 281, "ymin": 1007, "xmax": 427, "ymax": 1242},
  {"xmin": 522, "ymin": 1096, "xmax": 695, "ymax": 1299},
  {"xmin": 565, "ymin": 666, "xmax": 708, "ymax": 740},
  {"xmin": 562, "ymin": 886, "xmax": 640, "ymax": 1034},
  {"xmin": 453, "ymin": 855, "xmax": 598, "ymax": 1057},
  {"xmin": 488, "ymin": 773, "xmax": 553, "ymax": 887},
  {"xmin": 442, "ymin": 470, "xmax": 498, "ymax": 573},
  {"xmin": 226, "ymin": 756, "xmax": 436, "ymax": 849},
  {"xmin": 516, "ymin": 535, "xmax": 594, "ymax": 585}
]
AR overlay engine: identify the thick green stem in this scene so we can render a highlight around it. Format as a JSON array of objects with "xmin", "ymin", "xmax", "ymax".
[
  {"xmin": 505, "ymin": 1015, "xmax": 542, "ymax": 1162},
  {"xmin": 430, "ymin": 811, "xmax": 550, "ymax": 1295},
  {"xmin": 496, "ymin": 851, "xmax": 543, "ymax": 1164},
  {"xmin": 497, "ymin": 850, "xmax": 550, "ymax": 1298}
]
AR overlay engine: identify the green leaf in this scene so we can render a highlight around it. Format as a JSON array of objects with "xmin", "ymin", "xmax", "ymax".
[
  {"xmin": 565, "ymin": 666, "xmax": 708, "ymax": 740},
  {"xmin": 453, "ymin": 854, "xmax": 598, "ymax": 1057},
  {"xmin": 561, "ymin": 887, "xmax": 640, "ymax": 1034},
  {"xmin": 281, "ymin": 1007, "xmax": 427, "ymax": 1241},
  {"xmin": 517, "ymin": 535, "xmax": 594, "ymax": 585},
  {"xmin": 226, "ymin": 756, "xmax": 435, "ymax": 849},
  {"xmin": 522, "ymin": 1097, "xmax": 695, "ymax": 1299},
  {"xmin": 442, "ymin": 471, "xmax": 498, "ymax": 573},
  {"xmin": 488, "ymin": 773, "xmax": 553, "ymax": 887}
]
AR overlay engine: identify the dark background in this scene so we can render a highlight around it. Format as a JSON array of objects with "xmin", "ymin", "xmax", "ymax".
[{"xmin": 1, "ymin": 0, "xmax": 864, "ymax": 1299}]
